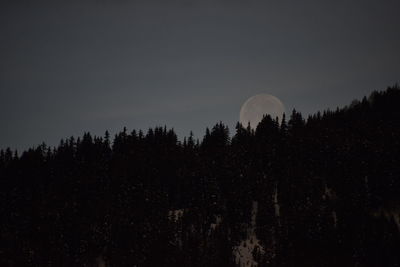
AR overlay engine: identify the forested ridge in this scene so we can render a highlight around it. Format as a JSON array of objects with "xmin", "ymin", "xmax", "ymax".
[{"xmin": 1, "ymin": 86, "xmax": 400, "ymax": 266}]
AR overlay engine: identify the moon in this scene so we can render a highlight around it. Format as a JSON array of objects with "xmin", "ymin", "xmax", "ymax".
[{"xmin": 240, "ymin": 94, "xmax": 285, "ymax": 129}]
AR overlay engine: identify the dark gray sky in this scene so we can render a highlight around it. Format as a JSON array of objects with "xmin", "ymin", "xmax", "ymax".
[{"xmin": 1, "ymin": 0, "xmax": 399, "ymax": 151}]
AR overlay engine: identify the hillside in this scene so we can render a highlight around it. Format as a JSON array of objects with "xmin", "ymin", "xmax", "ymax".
[{"xmin": 1, "ymin": 86, "xmax": 400, "ymax": 266}]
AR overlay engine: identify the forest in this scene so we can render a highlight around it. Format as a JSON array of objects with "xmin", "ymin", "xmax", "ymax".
[{"xmin": 1, "ymin": 86, "xmax": 400, "ymax": 266}]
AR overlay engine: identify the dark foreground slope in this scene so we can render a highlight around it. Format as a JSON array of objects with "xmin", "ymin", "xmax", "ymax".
[{"xmin": 1, "ymin": 86, "xmax": 400, "ymax": 266}]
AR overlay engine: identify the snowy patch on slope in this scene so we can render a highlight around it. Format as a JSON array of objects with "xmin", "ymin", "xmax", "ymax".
[
  {"xmin": 233, "ymin": 201, "xmax": 265, "ymax": 267},
  {"xmin": 168, "ymin": 209, "xmax": 184, "ymax": 222},
  {"xmin": 372, "ymin": 208, "xmax": 400, "ymax": 231}
]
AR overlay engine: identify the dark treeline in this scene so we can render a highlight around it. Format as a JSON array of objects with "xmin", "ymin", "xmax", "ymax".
[{"xmin": 1, "ymin": 86, "xmax": 400, "ymax": 266}]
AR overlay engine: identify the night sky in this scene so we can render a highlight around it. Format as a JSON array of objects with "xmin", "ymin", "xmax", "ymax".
[{"xmin": 1, "ymin": 0, "xmax": 399, "ymax": 151}]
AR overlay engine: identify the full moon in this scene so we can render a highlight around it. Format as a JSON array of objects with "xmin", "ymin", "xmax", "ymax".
[{"xmin": 240, "ymin": 94, "xmax": 285, "ymax": 129}]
